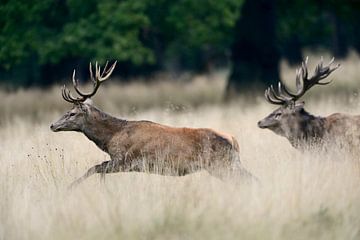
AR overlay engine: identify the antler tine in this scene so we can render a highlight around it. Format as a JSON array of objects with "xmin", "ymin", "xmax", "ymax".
[
  {"xmin": 93, "ymin": 60, "xmax": 117, "ymax": 81},
  {"xmin": 71, "ymin": 69, "xmax": 87, "ymax": 99},
  {"xmin": 95, "ymin": 61, "xmax": 101, "ymax": 80},
  {"xmin": 98, "ymin": 61, "xmax": 117, "ymax": 81},
  {"xmin": 301, "ymin": 57, "xmax": 309, "ymax": 82},
  {"xmin": 263, "ymin": 57, "xmax": 339, "ymax": 106},
  {"xmin": 62, "ymin": 85, "xmax": 83, "ymax": 103},
  {"xmin": 270, "ymin": 85, "xmax": 284, "ymax": 101},
  {"xmin": 294, "ymin": 66, "xmax": 307, "ymax": 97},
  {"xmin": 61, "ymin": 60, "xmax": 117, "ymax": 104},
  {"xmin": 75, "ymin": 60, "xmax": 117, "ymax": 100},
  {"xmin": 291, "ymin": 56, "xmax": 339, "ymax": 102},
  {"xmin": 295, "ymin": 68, "xmax": 302, "ymax": 91},
  {"xmin": 101, "ymin": 61, "xmax": 109, "ymax": 78},
  {"xmin": 264, "ymin": 84, "xmax": 290, "ymax": 105},
  {"xmin": 61, "ymin": 85, "xmax": 71, "ymax": 103},
  {"xmin": 306, "ymin": 57, "xmax": 340, "ymax": 87},
  {"xmin": 278, "ymin": 80, "xmax": 298, "ymax": 98},
  {"xmin": 65, "ymin": 87, "xmax": 79, "ymax": 102},
  {"xmin": 265, "ymin": 88, "xmax": 283, "ymax": 105},
  {"xmin": 314, "ymin": 57, "xmax": 340, "ymax": 80},
  {"xmin": 272, "ymin": 84, "xmax": 291, "ymax": 102},
  {"xmin": 89, "ymin": 62, "xmax": 96, "ymax": 85},
  {"xmin": 63, "ymin": 88, "xmax": 72, "ymax": 102}
]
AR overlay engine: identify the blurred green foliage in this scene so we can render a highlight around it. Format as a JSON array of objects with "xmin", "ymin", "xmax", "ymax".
[
  {"xmin": 0, "ymin": 0, "xmax": 242, "ymax": 86},
  {"xmin": 277, "ymin": 0, "xmax": 360, "ymax": 59},
  {"xmin": 0, "ymin": 0, "xmax": 359, "ymax": 88},
  {"xmin": 0, "ymin": 0, "xmax": 154, "ymax": 67}
]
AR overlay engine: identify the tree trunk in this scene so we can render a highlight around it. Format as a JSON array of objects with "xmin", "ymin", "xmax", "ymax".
[
  {"xmin": 282, "ymin": 35, "xmax": 303, "ymax": 66},
  {"xmin": 328, "ymin": 12, "xmax": 348, "ymax": 58},
  {"xmin": 225, "ymin": 0, "xmax": 280, "ymax": 99}
]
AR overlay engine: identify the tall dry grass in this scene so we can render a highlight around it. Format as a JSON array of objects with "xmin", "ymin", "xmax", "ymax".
[{"xmin": 1, "ymin": 54, "xmax": 360, "ymax": 239}]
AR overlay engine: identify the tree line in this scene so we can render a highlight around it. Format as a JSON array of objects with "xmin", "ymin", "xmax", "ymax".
[{"xmin": 0, "ymin": 0, "xmax": 359, "ymax": 96}]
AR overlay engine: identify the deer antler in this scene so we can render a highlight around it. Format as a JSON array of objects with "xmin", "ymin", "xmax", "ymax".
[
  {"xmin": 62, "ymin": 61, "xmax": 117, "ymax": 104},
  {"xmin": 265, "ymin": 57, "xmax": 340, "ymax": 105}
]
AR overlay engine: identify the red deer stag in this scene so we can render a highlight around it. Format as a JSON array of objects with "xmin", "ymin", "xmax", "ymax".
[
  {"xmin": 257, "ymin": 57, "xmax": 355, "ymax": 149},
  {"xmin": 51, "ymin": 61, "xmax": 253, "ymax": 187}
]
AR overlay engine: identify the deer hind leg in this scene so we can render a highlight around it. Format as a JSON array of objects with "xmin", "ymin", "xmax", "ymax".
[
  {"xmin": 207, "ymin": 164, "xmax": 259, "ymax": 185},
  {"xmin": 68, "ymin": 160, "xmax": 121, "ymax": 189}
]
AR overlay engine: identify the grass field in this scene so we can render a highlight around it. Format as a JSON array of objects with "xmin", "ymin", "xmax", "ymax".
[{"xmin": 1, "ymin": 55, "xmax": 360, "ymax": 240}]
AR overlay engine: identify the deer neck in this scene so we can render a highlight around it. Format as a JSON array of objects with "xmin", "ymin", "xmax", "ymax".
[
  {"xmin": 288, "ymin": 112, "xmax": 326, "ymax": 148},
  {"xmin": 81, "ymin": 109, "xmax": 126, "ymax": 153}
]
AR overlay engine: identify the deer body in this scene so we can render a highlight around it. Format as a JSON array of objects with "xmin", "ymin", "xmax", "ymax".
[
  {"xmin": 51, "ymin": 62, "xmax": 251, "ymax": 187},
  {"xmin": 323, "ymin": 113, "xmax": 360, "ymax": 149},
  {"xmin": 259, "ymin": 104, "xmax": 360, "ymax": 149},
  {"xmin": 107, "ymin": 121, "xmax": 239, "ymax": 169}
]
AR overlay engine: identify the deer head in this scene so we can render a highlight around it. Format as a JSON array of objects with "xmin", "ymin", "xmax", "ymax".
[
  {"xmin": 258, "ymin": 57, "xmax": 340, "ymax": 140},
  {"xmin": 50, "ymin": 61, "xmax": 117, "ymax": 132}
]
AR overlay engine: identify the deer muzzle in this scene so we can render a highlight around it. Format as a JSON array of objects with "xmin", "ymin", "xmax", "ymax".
[
  {"xmin": 50, "ymin": 122, "xmax": 65, "ymax": 132},
  {"xmin": 257, "ymin": 120, "xmax": 267, "ymax": 129},
  {"xmin": 50, "ymin": 124, "xmax": 58, "ymax": 132}
]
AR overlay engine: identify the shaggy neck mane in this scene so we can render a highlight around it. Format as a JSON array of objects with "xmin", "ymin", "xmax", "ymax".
[
  {"xmin": 289, "ymin": 110, "xmax": 326, "ymax": 148},
  {"xmin": 81, "ymin": 107, "xmax": 126, "ymax": 152}
]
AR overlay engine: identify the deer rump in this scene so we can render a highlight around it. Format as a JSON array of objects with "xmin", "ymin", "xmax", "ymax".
[{"xmin": 107, "ymin": 121, "xmax": 241, "ymax": 176}]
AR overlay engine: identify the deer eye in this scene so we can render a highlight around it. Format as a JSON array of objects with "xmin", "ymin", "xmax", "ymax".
[{"xmin": 274, "ymin": 113, "xmax": 281, "ymax": 119}]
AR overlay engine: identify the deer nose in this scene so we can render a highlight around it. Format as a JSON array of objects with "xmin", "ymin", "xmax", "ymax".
[
  {"xmin": 50, "ymin": 124, "xmax": 56, "ymax": 131},
  {"xmin": 257, "ymin": 121, "xmax": 265, "ymax": 128}
]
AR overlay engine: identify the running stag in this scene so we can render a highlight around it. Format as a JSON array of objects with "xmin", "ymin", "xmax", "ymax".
[{"xmin": 51, "ymin": 61, "xmax": 253, "ymax": 187}]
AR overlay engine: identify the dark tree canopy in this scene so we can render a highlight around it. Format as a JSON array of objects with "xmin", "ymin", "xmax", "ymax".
[
  {"xmin": 0, "ymin": 0, "xmax": 242, "ymax": 87},
  {"xmin": 0, "ymin": 0, "xmax": 359, "ymax": 92}
]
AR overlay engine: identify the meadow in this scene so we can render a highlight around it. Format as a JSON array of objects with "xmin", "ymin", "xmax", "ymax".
[{"xmin": 1, "ymin": 54, "xmax": 360, "ymax": 240}]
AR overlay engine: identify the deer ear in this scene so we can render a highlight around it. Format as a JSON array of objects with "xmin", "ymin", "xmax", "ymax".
[
  {"xmin": 84, "ymin": 98, "xmax": 94, "ymax": 105},
  {"xmin": 293, "ymin": 101, "xmax": 305, "ymax": 112}
]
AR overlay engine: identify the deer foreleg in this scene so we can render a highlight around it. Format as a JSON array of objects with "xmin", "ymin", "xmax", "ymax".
[{"xmin": 68, "ymin": 160, "xmax": 121, "ymax": 189}]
